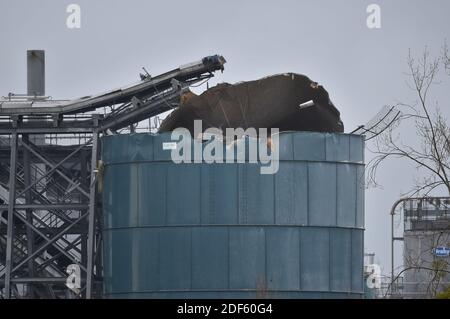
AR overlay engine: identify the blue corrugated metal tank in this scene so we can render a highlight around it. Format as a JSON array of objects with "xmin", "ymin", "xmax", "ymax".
[{"xmin": 101, "ymin": 131, "xmax": 365, "ymax": 298}]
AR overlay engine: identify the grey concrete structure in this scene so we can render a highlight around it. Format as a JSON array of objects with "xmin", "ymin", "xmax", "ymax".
[{"xmin": 402, "ymin": 198, "xmax": 450, "ymax": 298}]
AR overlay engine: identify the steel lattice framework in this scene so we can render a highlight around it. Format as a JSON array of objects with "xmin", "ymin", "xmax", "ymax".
[{"xmin": 0, "ymin": 53, "xmax": 226, "ymax": 298}]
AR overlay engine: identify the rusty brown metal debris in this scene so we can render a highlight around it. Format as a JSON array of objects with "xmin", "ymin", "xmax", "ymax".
[{"xmin": 159, "ymin": 73, "xmax": 344, "ymax": 135}]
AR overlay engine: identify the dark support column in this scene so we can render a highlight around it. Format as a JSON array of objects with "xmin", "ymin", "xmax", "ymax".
[
  {"xmin": 80, "ymin": 148, "xmax": 88, "ymax": 298},
  {"xmin": 95, "ymin": 217, "xmax": 103, "ymax": 288},
  {"xmin": 5, "ymin": 132, "xmax": 18, "ymax": 299},
  {"xmin": 27, "ymin": 50, "xmax": 45, "ymax": 97},
  {"xmin": 23, "ymin": 134, "xmax": 35, "ymax": 298},
  {"xmin": 86, "ymin": 131, "xmax": 98, "ymax": 299}
]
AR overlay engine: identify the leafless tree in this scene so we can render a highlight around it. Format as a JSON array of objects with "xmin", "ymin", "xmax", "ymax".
[
  {"xmin": 443, "ymin": 42, "xmax": 450, "ymax": 74},
  {"xmin": 367, "ymin": 45, "xmax": 450, "ymax": 197},
  {"xmin": 369, "ymin": 45, "xmax": 450, "ymax": 299}
]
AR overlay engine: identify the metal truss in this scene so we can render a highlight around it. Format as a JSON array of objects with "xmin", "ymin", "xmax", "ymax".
[
  {"xmin": 0, "ymin": 127, "xmax": 99, "ymax": 298},
  {"xmin": 0, "ymin": 54, "xmax": 226, "ymax": 298}
]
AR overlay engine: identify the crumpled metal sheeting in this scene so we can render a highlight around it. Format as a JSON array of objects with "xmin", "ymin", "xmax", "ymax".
[{"xmin": 159, "ymin": 73, "xmax": 344, "ymax": 135}]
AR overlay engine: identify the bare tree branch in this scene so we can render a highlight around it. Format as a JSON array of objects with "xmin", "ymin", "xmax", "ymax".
[{"xmin": 367, "ymin": 46, "xmax": 450, "ymax": 196}]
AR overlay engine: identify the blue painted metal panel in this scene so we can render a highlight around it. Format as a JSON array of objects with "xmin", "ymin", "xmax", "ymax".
[
  {"xmin": 308, "ymin": 162, "xmax": 337, "ymax": 226},
  {"xmin": 102, "ymin": 134, "xmax": 155, "ymax": 163},
  {"xmin": 300, "ymin": 228, "xmax": 330, "ymax": 291},
  {"xmin": 102, "ymin": 134, "xmax": 132, "ymax": 164},
  {"xmin": 351, "ymin": 229, "xmax": 364, "ymax": 292},
  {"xmin": 274, "ymin": 162, "xmax": 308, "ymax": 225},
  {"xmin": 103, "ymin": 164, "xmax": 139, "ymax": 228},
  {"xmin": 106, "ymin": 229, "xmax": 133, "ymax": 292},
  {"xmin": 135, "ymin": 229, "xmax": 159, "ymax": 291},
  {"xmin": 326, "ymin": 134, "xmax": 350, "ymax": 162},
  {"xmin": 337, "ymin": 164, "xmax": 357, "ymax": 227},
  {"xmin": 153, "ymin": 133, "xmax": 177, "ymax": 161},
  {"xmin": 242, "ymin": 164, "xmax": 274, "ymax": 224},
  {"xmin": 191, "ymin": 227, "xmax": 229, "ymax": 289},
  {"xmin": 266, "ymin": 227, "xmax": 300, "ymax": 290},
  {"xmin": 159, "ymin": 228, "xmax": 191, "ymax": 290},
  {"xmin": 138, "ymin": 163, "xmax": 167, "ymax": 225},
  {"xmin": 330, "ymin": 228, "xmax": 352, "ymax": 292},
  {"xmin": 229, "ymin": 227, "xmax": 265, "ymax": 289},
  {"xmin": 102, "ymin": 230, "xmax": 113, "ymax": 293},
  {"xmin": 108, "ymin": 290, "xmax": 363, "ymax": 299},
  {"xmin": 200, "ymin": 165, "xmax": 239, "ymax": 224},
  {"xmin": 277, "ymin": 133, "xmax": 294, "ymax": 160},
  {"xmin": 356, "ymin": 165, "xmax": 365, "ymax": 228},
  {"xmin": 129, "ymin": 133, "xmax": 154, "ymax": 162},
  {"xmin": 293, "ymin": 132, "xmax": 326, "ymax": 161},
  {"xmin": 166, "ymin": 164, "xmax": 201, "ymax": 225},
  {"xmin": 349, "ymin": 134, "xmax": 364, "ymax": 163}
]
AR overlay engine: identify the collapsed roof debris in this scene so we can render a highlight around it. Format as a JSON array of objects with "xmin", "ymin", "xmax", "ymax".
[{"xmin": 159, "ymin": 73, "xmax": 344, "ymax": 135}]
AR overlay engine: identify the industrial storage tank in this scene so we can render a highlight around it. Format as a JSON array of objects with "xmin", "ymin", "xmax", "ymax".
[{"xmin": 101, "ymin": 131, "xmax": 365, "ymax": 298}]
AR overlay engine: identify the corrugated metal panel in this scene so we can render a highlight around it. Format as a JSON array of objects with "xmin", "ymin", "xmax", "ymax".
[
  {"xmin": 266, "ymin": 227, "xmax": 300, "ymax": 290},
  {"xmin": 326, "ymin": 134, "xmax": 350, "ymax": 162},
  {"xmin": 293, "ymin": 132, "xmax": 326, "ymax": 161},
  {"xmin": 241, "ymin": 164, "xmax": 274, "ymax": 224},
  {"xmin": 356, "ymin": 165, "xmax": 365, "ymax": 228},
  {"xmin": 159, "ymin": 228, "xmax": 191, "ymax": 289},
  {"xmin": 200, "ymin": 165, "xmax": 239, "ymax": 224},
  {"xmin": 351, "ymin": 229, "xmax": 364, "ymax": 292},
  {"xmin": 300, "ymin": 228, "xmax": 330, "ymax": 291},
  {"xmin": 101, "ymin": 131, "xmax": 365, "ymax": 298},
  {"xmin": 191, "ymin": 227, "xmax": 229, "ymax": 289},
  {"xmin": 330, "ymin": 228, "xmax": 352, "ymax": 291},
  {"xmin": 274, "ymin": 162, "xmax": 308, "ymax": 225},
  {"xmin": 103, "ymin": 164, "xmax": 139, "ymax": 228},
  {"xmin": 349, "ymin": 134, "xmax": 364, "ymax": 163},
  {"xmin": 308, "ymin": 163, "xmax": 336, "ymax": 226},
  {"xmin": 138, "ymin": 163, "xmax": 167, "ymax": 225},
  {"xmin": 229, "ymin": 227, "xmax": 266, "ymax": 289},
  {"xmin": 136, "ymin": 229, "xmax": 159, "ymax": 291},
  {"xmin": 337, "ymin": 164, "xmax": 357, "ymax": 227},
  {"xmin": 166, "ymin": 165, "xmax": 201, "ymax": 225}
]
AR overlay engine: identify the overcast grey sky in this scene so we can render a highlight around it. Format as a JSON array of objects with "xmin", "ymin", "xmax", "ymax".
[{"xmin": 1, "ymin": 0, "xmax": 450, "ymax": 275}]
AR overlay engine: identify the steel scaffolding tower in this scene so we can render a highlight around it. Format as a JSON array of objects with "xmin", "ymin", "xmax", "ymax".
[{"xmin": 0, "ymin": 51, "xmax": 226, "ymax": 298}]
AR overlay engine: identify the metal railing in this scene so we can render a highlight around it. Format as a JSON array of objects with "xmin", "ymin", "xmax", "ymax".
[{"xmin": 403, "ymin": 197, "xmax": 450, "ymax": 231}]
